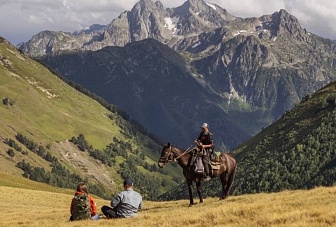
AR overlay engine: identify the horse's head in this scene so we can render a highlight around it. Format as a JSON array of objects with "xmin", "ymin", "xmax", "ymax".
[{"xmin": 158, "ymin": 143, "xmax": 175, "ymax": 168}]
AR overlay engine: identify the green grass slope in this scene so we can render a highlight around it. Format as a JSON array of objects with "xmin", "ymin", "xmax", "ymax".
[
  {"xmin": 0, "ymin": 40, "xmax": 121, "ymax": 149},
  {"xmin": 0, "ymin": 37, "xmax": 180, "ymax": 199},
  {"xmin": 0, "ymin": 172, "xmax": 73, "ymax": 195}
]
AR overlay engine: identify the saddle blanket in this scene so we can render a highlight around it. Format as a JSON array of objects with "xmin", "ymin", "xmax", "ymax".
[{"xmin": 210, "ymin": 161, "xmax": 221, "ymax": 170}]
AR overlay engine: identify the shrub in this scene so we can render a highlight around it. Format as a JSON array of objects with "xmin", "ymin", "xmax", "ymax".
[{"xmin": 7, "ymin": 148, "xmax": 15, "ymax": 157}]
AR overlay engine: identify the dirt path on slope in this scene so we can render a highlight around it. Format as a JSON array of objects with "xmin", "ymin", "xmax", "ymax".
[{"xmin": 54, "ymin": 141, "xmax": 116, "ymax": 192}]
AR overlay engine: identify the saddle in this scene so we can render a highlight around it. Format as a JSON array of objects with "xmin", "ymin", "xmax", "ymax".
[
  {"xmin": 191, "ymin": 148, "xmax": 222, "ymax": 173},
  {"xmin": 209, "ymin": 152, "xmax": 221, "ymax": 170}
]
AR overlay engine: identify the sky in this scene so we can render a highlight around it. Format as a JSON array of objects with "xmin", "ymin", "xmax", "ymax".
[{"xmin": 1, "ymin": 0, "xmax": 336, "ymax": 46}]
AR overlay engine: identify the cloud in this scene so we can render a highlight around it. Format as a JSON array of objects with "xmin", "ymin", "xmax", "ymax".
[
  {"xmin": 283, "ymin": 0, "xmax": 336, "ymax": 38},
  {"xmin": 217, "ymin": 0, "xmax": 285, "ymax": 17},
  {"xmin": 0, "ymin": 0, "xmax": 335, "ymax": 45}
]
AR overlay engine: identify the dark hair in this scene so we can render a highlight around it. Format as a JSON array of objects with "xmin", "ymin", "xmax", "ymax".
[
  {"xmin": 76, "ymin": 182, "xmax": 89, "ymax": 194},
  {"xmin": 124, "ymin": 179, "xmax": 133, "ymax": 187}
]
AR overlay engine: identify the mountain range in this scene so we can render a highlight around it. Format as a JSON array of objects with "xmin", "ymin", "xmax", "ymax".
[{"xmin": 19, "ymin": 0, "xmax": 336, "ymax": 150}]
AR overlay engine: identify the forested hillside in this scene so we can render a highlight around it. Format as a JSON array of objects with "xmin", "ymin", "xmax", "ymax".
[
  {"xmin": 233, "ymin": 82, "xmax": 336, "ymax": 194},
  {"xmin": 0, "ymin": 37, "xmax": 181, "ymax": 200},
  {"xmin": 159, "ymin": 81, "xmax": 336, "ymax": 200}
]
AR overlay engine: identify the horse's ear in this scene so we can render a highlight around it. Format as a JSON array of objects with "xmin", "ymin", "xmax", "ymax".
[{"xmin": 163, "ymin": 142, "xmax": 171, "ymax": 148}]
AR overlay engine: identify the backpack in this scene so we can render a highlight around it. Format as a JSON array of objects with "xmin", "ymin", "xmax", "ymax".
[
  {"xmin": 193, "ymin": 154, "xmax": 204, "ymax": 174},
  {"xmin": 72, "ymin": 194, "xmax": 91, "ymax": 220}
]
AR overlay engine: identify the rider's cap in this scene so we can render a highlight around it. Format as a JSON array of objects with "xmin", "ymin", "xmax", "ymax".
[
  {"xmin": 201, "ymin": 123, "xmax": 208, "ymax": 128},
  {"xmin": 124, "ymin": 179, "xmax": 133, "ymax": 186}
]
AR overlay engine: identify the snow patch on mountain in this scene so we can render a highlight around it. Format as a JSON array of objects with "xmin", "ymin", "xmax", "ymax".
[
  {"xmin": 206, "ymin": 3, "xmax": 216, "ymax": 10},
  {"xmin": 192, "ymin": 41, "xmax": 201, "ymax": 48},
  {"xmin": 164, "ymin": 16, "xmax": 180, "ymax": 34}
]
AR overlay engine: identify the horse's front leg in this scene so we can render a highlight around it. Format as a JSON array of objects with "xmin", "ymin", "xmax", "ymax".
[
  {"xmin": 196, "ymin": 180, "xmax": 203, "ymax": 203},
  {"xmin": 186, "ymin": 179, "xmax": 194, "ymax": 207}
]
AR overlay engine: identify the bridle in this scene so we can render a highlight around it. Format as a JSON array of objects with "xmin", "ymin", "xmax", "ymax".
[
  {"xmin": 159, "ymin": 145, "xmax": 193, "ymax": 165},
  {"xmin": 159, "ymin": 145, "xmax": 174, "ymax": 164}
]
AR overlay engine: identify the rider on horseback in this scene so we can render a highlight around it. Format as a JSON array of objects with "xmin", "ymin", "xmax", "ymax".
[{"xmin": 194, "ymin": 123, "xmax": 214, "ymax": 181}]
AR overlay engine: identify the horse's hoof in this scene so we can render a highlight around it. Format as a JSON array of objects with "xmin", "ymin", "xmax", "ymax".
[{"xmin": 188, "ymin": 204, "xmax": 193, "ymax": 207}]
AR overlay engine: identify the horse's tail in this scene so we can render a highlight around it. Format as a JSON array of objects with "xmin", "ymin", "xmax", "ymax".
[{"xmin": 230, "ymin": 161, "xmax": 236, "ymax": 183}]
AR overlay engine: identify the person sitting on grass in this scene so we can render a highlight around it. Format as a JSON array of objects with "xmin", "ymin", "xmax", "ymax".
[
  {"xmin": 70, "ymin": 182, "xmax": 99, "ymax": 221},
  {"xmin": 101, "ymin": 178, "xmax": 142, "ymax": 218}
]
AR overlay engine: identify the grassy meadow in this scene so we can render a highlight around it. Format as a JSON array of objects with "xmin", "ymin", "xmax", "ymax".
[{"xmin": 0, "ymin": 173, "xmax": 335, "ymax": 227}]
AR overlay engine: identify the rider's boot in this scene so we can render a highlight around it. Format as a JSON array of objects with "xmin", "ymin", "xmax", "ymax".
[{"xmin": 203, "ymin": 163, "xmax": 211, "ymax": 181}]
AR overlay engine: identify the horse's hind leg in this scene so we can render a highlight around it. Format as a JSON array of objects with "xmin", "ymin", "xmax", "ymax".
[
  {"xmin": 225, "ymin": 172, "xmax": 235, "ymax": 198},
  {"xmin": 220, "ymin": 167, "xmax": 236, "ymax": 200},
  {"xmin": 219, "ymin": 173, "xmax": 228, "ymax": 200}
]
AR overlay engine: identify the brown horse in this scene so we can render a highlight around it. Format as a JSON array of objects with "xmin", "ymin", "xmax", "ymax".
[{"xmin": 158, "ymin": 143, "xmax": 236, "ymax": 207}]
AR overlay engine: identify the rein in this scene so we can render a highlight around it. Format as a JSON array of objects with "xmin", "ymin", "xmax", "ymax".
[
  {"xmin": 173, "ymin": 146, "xmax": 193, "ymax": 162},
  {"xmin": 159, "ymin": 145, "xmax": 194, "ymax": 165}
]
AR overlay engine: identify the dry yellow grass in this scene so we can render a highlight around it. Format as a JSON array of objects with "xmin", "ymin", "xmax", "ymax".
[{"xmin": 0, "ymin": 185, "xmax": 335, "ymax": 227}]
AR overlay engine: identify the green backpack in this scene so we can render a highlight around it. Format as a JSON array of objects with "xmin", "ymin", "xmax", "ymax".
[{"xmin": 72, "ymin": 194, "xmax": 91, "ymax": 220}]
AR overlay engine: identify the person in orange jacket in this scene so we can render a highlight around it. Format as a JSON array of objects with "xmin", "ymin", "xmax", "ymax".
[{"xmin": 70, "ymin": 182, "xmax": 99, "ymax": 221}]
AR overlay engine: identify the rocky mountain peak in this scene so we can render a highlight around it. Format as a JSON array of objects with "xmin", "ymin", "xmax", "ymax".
[
  {"xmin": 126, "ymin": 0, "xmax": 171, "ymax": 42},
  {"xmin": 155, "ymin": 0, "xmax": 164, "ymax": 9},
  {"xmin": 132, "ymin": 0, "xmax": 167, "ymax": 16},
  {"xmin": 18, "ymin": 30, "xmax": 80, "ymax": 56},
  {"xmin": 0, "ymin": 36, "xmax": 10, "ymax": 45},
  {"xmin": 181, "ymin": 0, "xmax": 227, "ymax": 15},
  {"xmin": 134, "ymin": 0, "xmax": 158, "ymax": 10},
  {"xmin": 192, "ymin": 0, "xmax": 213, "ymax": 13},
  {"xmin": 271, "ymin": 9, "xmax": 306, "ymax": 40},
  {"xmin": 170, "ymin": 0, "xmax": 234, "ymax": 38},
  {"xmin": 187, "ymin": 0, "xmax": 206, "ymax": 7}
]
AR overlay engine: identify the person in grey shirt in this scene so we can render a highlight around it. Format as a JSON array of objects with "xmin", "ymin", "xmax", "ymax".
[{"xmin": 101, "ymin": 178, "xmax": 142, "ymax": 218}]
